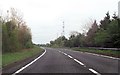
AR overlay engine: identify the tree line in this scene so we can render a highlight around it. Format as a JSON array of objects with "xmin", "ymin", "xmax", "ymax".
[
  {"xmin": 49, "ymin": 12, "xmax": 120, "ymax": 48},
  {"xmin": 1, "ymin": 8, "xmax": 33, "ymax": 53}
]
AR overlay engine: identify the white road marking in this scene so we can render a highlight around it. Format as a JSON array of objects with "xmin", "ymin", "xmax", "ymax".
[
  {"xmin": 83, "ymin": 65, "xmax": 86, "ymax": 67},
  {"xmin": 67, "ymin": 55, "xmax": 73, "ymax": 59},
  {"xmin": 70, "ymin": 50, "xmax": 119, "ymax": 60},
  {"xmin": 72, "ymin": 50, "xmax": 119, "ymax": 60},
  {"xmin": 12, "ymin": 49, "xmax": 46, "ymax": 75},
  {"xmin": 59, "ymin": 51, "xmax": 61, "ymax": 53},
  {"xmin": 74, "ymin": 59, "xmax": 84, "ymax": 66},
  {"xmin": 84, "ymin": 52, "xmax": 119, "ymax": 60},
  {"xmin": 64, "ymin": 53, "xmax": 68, "ymax": 56},
  {"xmin": 59, "ymin": 50, "xmax": 101, "ymax": 75},
  {"xmin": 61, "ymin": 52, "xmax": 64, "ymax": 54},
  {"xmin": 89, "ymin": 68, "xmax": 101, "ymax": 75}
]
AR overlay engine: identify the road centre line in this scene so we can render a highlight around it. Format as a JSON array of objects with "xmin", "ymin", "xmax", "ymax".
[
  {"xmin": 89, "ymin": 68, "xmax": 101, "ymax": 75},
  {"xmin": 73, "ymin": 59, "xmax": 84, "ymax": 66},
  {"xmin": 63, "ymin": 53, "xmax": 68, "ymax": 56},
  {"xmin": 60, "ymin": 51, "xmax": 85, "ymax": 66},
  {"xmin": 59, "ymin": 51, "xmax": 101, "ymax": 75},
  {"xmin": 59, "ymin": 51, "xmax": 61, "ymax": 53},
  {"xmin": 12, "ymin": 48, "xmax": 46, "ymax": 75},
  {"xmin": 67, "ymin": 55, "xmax": 73, "ymax": 59}
]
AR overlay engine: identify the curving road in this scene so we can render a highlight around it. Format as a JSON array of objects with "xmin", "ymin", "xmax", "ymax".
[{"xmin": 3, "ymin": 47, "xmax": 119, "ymax": 75}]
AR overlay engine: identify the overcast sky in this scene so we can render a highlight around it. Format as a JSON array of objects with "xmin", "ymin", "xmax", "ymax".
[{"xmin": 0, "ymin": 0, "xmax": 119, "ymax": 44}]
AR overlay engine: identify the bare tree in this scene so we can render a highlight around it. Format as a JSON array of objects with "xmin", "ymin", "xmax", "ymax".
[
  {"xmin": 81, "ymin": 18, "xmax": 94, "ymax": 35},
  {"xmin": 10, "ymin": 8, "xmax": 24, "ymax": 27}
]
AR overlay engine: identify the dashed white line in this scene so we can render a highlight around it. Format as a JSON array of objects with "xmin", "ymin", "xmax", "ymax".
[
  {"xmin": 89, "ymin": 68, "xmax": 101, "ymax": 75},
  {"xmin": 59, "ymin": 51, "xmax": 101, "ymax": 75},
  {"xmin": 63, "ymin": 53, "xmax": 68, "ymax": 56},
  {"xmin": 67, "ymin": 55, "xmax": 73, "ymax": 59},
  {"xmin": 61, "ymin": 52, "xmax": 64, "ymax": 54},
  {"xmin": 73, "ymin": 59, "xmax": 84, "ymax": 66},
  {"xmin": 83, "ymin": 65, "xmax": 86, "ymax": 67},
  {"xmin": 58, "ymin": 51, "xmax": 61, "ymax": 53},
  {"xmin": 12, "ymin": 49, "xmax": 46, "ymax": 75}
]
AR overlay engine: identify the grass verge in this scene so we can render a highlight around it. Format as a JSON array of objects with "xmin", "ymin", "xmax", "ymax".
[
  {"xmin": 2, "ymin": 46, "xmax": 43, "ymax": 67},
  {"xmin": 72, "ymin": 47, "xmax": 120, "ymax": 58}
]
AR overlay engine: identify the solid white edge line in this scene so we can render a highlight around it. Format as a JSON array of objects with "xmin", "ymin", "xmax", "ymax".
[
  {"xmin": 12, "ymin": 48, "xmax": 46, "ymax": 75},
  {"xmin": 85, "ymin": 52, "xmax": 119, "ymax": 60},
  {"xmin": 89, "ymin": 68, "xmax": 101, "ymax": 75},
  {"xmin": 74, "ymin": 59, "xmax": 84, "ymax": 66},
  {"xmin": 72, "ymin": 50, "xmax": 119, "ymax": 60}
]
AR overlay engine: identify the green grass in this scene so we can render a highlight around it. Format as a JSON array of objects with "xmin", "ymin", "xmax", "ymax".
[
  {"xmin": 2, "ymin": 46, "xmax": 43, "ymax": 67},
  {"xmin": 72, "ymin": 47, "xmax": 120, "ymax": 58}
]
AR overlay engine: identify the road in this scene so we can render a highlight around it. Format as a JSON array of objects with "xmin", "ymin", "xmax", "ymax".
[{"xmin": 11, "ymin": 47, "xmax": 119, "ymax": 74}]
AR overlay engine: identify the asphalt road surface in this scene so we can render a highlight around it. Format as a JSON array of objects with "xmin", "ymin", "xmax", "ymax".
[{"xmin": 11, "ymin": 47, "xmax": 119, "ymax": 75}]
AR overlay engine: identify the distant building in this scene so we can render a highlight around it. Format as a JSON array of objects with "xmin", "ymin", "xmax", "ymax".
[{"xmin": 118, "ymin": 1, "xmax": 120, "ymax": 18}]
